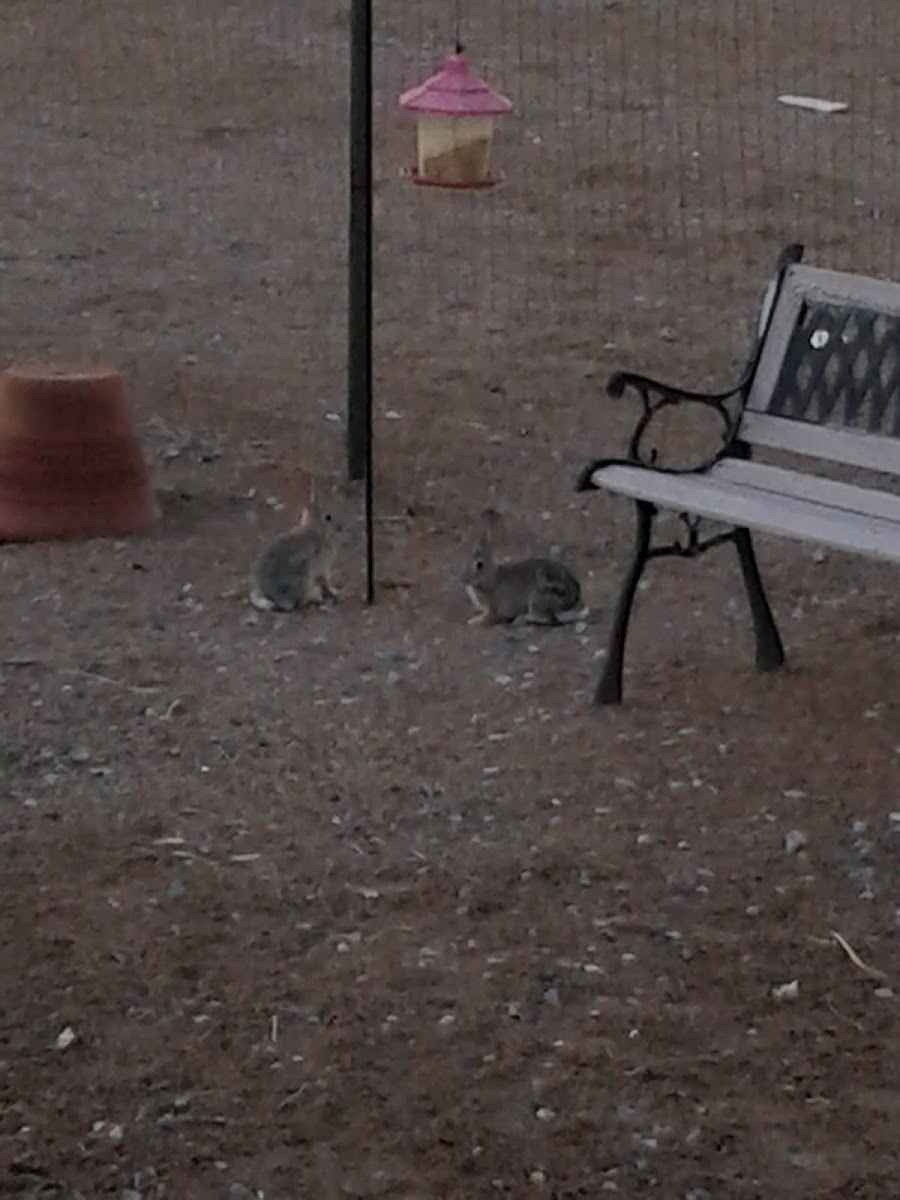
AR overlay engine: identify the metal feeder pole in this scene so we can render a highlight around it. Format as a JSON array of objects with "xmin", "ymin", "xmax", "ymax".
[{"xmin": 347, "ymin": 0, "xmax": 375, "ymax": 604}]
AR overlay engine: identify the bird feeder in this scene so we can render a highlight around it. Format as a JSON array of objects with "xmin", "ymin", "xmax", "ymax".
[{"xmin": 399, "ymin": 50, "xmax": 512, "ymax": 188}]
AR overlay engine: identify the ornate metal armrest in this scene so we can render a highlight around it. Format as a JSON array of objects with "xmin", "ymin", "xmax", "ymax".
[
  {"xmin": 607, "ymin": 370, "xmax": 747, "ymax": 406},
  {"xmin": 578, "ymin": 243, "xmax": 805, "ymax": 492},
  {"xmin": 575, "ymin": 371, "xmax": 748, "ymax": 490}
]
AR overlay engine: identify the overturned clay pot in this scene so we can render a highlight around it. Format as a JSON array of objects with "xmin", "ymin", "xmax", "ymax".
[{"xmin": 0, "ymin": 363, "xmax": 155, "ymax": 541}]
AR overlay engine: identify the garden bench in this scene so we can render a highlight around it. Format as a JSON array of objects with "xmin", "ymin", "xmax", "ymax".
[{"xmin": 577, "ymin": 244, "xmax": 900, "ymax": 704}]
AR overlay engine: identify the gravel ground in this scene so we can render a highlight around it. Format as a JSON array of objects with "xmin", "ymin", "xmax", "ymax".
[{"xmin": 1, "ymin": 2, "xmax": 897, "ymax": 1197}]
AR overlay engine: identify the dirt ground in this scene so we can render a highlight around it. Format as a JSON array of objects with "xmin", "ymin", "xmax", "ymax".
[{"xmin": 1, "ymin": 2, "xmax": 898, "ymax": 1198}]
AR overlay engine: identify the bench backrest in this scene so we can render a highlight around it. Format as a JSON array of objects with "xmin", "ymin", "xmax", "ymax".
[{"xmin": 739, "ymin": 263, "xmax": 900, "ymax": 476}]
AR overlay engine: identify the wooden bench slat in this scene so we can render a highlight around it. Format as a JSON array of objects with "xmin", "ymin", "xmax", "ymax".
[
  {"xmin": 588, "ymin": 462, "xmax": 900, "ymax": 564},
  {"xmin": 785, "ymin": 265, "xmax": 900, "ymax": 316},
  {"xmin": 737, "ymin": 410, "xmax": 900, "ymax": 475},
  {"xmin": 715, "ymin": 458, "xmax": 900, "ymax": 521}
]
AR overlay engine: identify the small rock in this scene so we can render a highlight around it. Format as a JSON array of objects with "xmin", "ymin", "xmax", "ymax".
[
  {"xmin": 55, "ymin": 1026, "xmax": 77, "ymax": 1050},
  {"xmin": 784, "ymin": 829, "xmax": 808, "ymax": 855},
  {"xmin": 68, "ymin": 746, "xmax": 91, "ymax": 764},
  {"xmin": 535, "ymin": 1106, "xmax": 556, "ymax": 1121},
  {"xmin": 167, "ymin": 879, "xmax": 187, "ymax": 900},
  {"xmin": 772, "ymin": 979, "xmax": 800, "ymax": 1002},
  {"xmin": 543, "ymin": 987, "xmax": 560, "ymax": 1008},
  {"xmin": 873, "ymin": 987, "xmax": 894, "ymax": 1000},
  {"xmin": 120, "ymin": 1191, "xmax": 143, "ymax": 1200}
]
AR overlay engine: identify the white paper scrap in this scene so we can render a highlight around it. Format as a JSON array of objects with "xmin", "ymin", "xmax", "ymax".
[{"xmin": 778, "ymin": 94, "xmax": 849, "ymax": 115}]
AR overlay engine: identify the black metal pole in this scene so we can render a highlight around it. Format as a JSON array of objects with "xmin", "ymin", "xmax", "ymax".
[{"xmin": 347, "ymin": 0, "xmax": 375, "ymax": 603}]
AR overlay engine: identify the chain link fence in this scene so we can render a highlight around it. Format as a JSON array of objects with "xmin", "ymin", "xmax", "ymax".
[{"xmin": 1, "ymin": 1, "xmax": 896, "ymax": 467}]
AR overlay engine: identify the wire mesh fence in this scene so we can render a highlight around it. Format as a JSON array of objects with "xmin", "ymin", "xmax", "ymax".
[{"xmin": 0, "ymin": 0, "xmax": 897, "ymax": 466}]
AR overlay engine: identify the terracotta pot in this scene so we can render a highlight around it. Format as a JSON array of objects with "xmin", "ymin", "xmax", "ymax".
[{"xmin": 0, "ymin": 364, "xmax": 155, "ymax": 541}]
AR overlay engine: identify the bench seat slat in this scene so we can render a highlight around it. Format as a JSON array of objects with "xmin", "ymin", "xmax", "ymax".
[
  {"xmin": 738, "ymin": 411, "xmax": 900, "ymax": 475},
  {"xmin": 715, "ymin": 458, "xmax": 900, "ymax": 522},
  {"xmin": 589, "ymin": 459, "xmax": 900, "ymax": 564}
]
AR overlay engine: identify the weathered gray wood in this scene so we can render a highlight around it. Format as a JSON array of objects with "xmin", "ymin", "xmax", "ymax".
[
  {"xmin": 589, "ymin": 461, "xmax": 900, "ymax": 565},
  {"xmin": 716, "ymin": 458, "xmax": 900, "ymax": 520},
  {"xmin": 789, "ymin": 264, "xmax": 900, "ymax": 315},
  {"xmin": 738, "ymin": 410, "xmax": 900, "ymax": 476}
]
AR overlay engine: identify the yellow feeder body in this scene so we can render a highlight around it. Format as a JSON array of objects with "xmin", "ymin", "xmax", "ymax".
[
  {"xmin": 416, "ymin": 113, "xmax": 496, "ymax": 187},
  {"xmin": 399, "ymin": 51, "xmax": 513, "ymax": 190}
]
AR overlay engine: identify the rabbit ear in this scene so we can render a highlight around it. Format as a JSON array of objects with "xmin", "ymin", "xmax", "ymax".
[
  {"xmin": 280, "ymin": 466, "xmax": 316, "ymax": 522},
  {"xmin": 470, "ymin": 531, "xmax": 493, "ymax": 572},
  {"xmin": 476, "ymin": 506, "xmax": 501, "ymax": 543}
]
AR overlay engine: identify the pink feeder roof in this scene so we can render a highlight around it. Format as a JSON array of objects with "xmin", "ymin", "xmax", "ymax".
[{"xmin": 399, "ymin": 52, "xmax": 513, "ymax": 117}]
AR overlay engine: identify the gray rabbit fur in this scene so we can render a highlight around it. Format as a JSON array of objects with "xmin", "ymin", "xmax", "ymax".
[
  {"xmin": 461, "ymin": 514, "xmax": 585, "ymax": 625},
  {"xmin": 249, "ymin": 494, "xmax": 339, "ymax": 612}
]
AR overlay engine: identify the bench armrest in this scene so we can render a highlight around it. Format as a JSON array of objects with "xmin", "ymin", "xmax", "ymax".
[
  {"xmin": 576, "ymin": 371, "xmax": 747, "ymax": 489},
  {"xmin": 578, "ymin": 243, "xmax": 805, "ymax": 491},
  {"xmin": 607, "ymin": 370, "xmax": 747, "ymax": 406}
]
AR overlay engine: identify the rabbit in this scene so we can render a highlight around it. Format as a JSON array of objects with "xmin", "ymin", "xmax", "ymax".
[
  {"xmin": 249, "ymin": 481, "xmax": 340, "ymax": 612},
  {"xmin": 461, "ymin": 514, "xmax": 586, "ymax": 626}
]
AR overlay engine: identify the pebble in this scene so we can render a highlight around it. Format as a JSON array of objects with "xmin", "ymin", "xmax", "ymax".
[
  {"xmin": 873, "ymin": 987, "xmax": 894, "ymax": 1000},
  {"xmin": 771, "ymin": 979, "xmax": 800, "ymax": 1002},
  {"xmin": 55, "ymin": 1026, "xmax": 77, "ymax": 1050},
  {"xmin": 784, "ymin": 829, "xmax": 808, "ymax": 855},
  {"xmin": 535, "ymin": 1107, "xmax": 556, "ymax": 1121}
]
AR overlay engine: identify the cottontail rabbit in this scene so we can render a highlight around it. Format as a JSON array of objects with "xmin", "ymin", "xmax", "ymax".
[
  {"xmin": 461, "ymin": 511, "xmax": 585, "ymax": 625},
  {"xmin": 249, "ymin": 477, "xmax": 340, "ymax": 612}
]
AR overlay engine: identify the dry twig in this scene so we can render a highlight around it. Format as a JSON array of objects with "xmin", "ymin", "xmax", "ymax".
[{"xmin": 831, "ymin": 930, "xmax": 888, "ymax": 981}]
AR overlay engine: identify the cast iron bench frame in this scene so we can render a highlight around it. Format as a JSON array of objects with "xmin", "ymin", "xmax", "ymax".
[{"xmin": 577, "ymin": 244, "xmax": 900, "ymax": 704}]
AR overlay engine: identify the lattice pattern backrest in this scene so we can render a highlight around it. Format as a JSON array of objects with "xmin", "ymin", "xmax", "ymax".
[{"xmin": 745, "ymin": 265, "xmax": 900, "ymax": 438}]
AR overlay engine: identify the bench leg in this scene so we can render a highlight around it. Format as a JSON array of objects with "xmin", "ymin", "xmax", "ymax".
[
  {"xmin": 595, "ymin": 499, "xmax": 654, "ymax": 705},
  {"xmin": 732, "ymin": 526, "xmax": 785, "ymax": 672}
]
